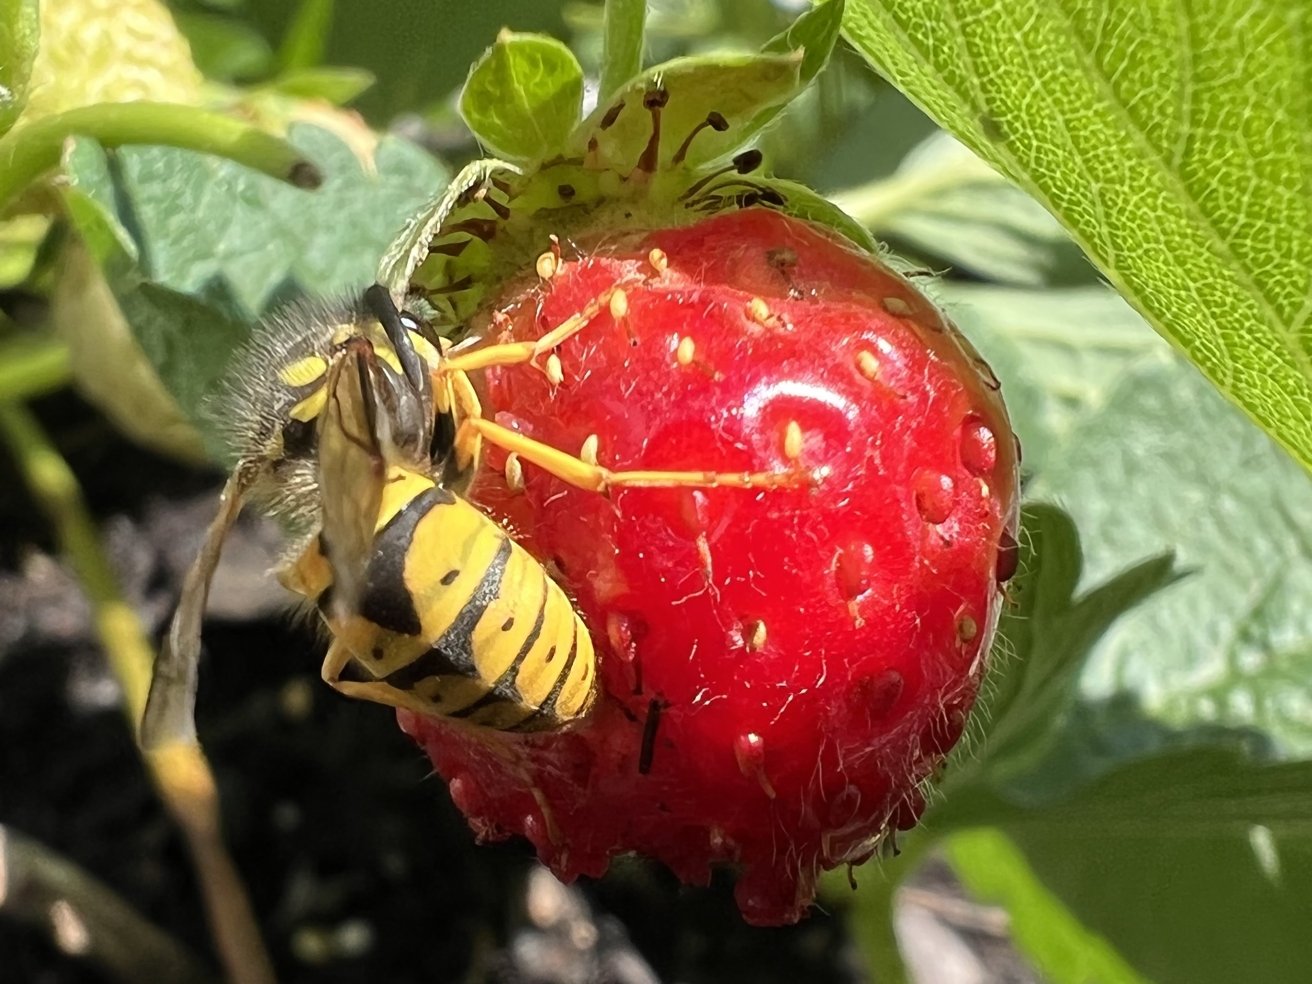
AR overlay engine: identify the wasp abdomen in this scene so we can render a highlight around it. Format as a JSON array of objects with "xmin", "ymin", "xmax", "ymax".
[
  {"xmin": 350, "ymin": 478, "xmax": 596, "ymax": 729},
  {"xmin": 357, "ymin": 486, "xmax": 457, "ymax": 636}
]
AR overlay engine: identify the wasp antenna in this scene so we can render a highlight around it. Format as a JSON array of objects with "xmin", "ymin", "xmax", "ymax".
[{"xmin": 141, "ymin": 469, "xmax": 251, "ymax": 749}]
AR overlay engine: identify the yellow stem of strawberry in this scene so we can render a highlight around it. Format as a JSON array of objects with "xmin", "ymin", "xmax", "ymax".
[
  {"xmin": 0, "ymin": 101, "xmax": 321, "ymax": 214},
  {"xmin": 0, "ymin": 402, "xmax": 277, "ymax": 984}
]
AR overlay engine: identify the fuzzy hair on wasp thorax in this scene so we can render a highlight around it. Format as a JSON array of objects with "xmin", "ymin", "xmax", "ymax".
[
  {"xmin": 139, "ymin": 287, "xmax": 456, "ymax": 750},
  {"xmin": 208, "ymin": 291, "xmax": 453, "ymax": 532}
]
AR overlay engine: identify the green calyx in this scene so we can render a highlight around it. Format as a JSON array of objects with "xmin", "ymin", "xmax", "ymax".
[{"xmin": 378, "ymin": 0, "xmax": 865, "ymax": 326}]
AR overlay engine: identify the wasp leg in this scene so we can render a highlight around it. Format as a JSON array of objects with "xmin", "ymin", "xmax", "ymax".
[
  {"xmin": 320, "ymin": 639, "xmax": 437, "ymax": 716},
  {"xmin": 439, "ymin": 282, "xmax": 635, "ymax": 377},
  {"xmin": 443, "ymin": 366, "xmax": 486, "ymax": 476},
  {"xmin": 140, "ymin": 468, "xmax": 251, "ymax": 750},
  {"xmin": 456, "ymin": 417, "xmax": 808, "ymax": 494}
]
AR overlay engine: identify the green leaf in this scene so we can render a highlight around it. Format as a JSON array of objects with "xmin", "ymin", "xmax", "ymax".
[
  {"xmin": 0, "ymin": 0, "xmax": 39, "ymax": 135},
  {"xmin": 855, "ymin": 124, "xmax": 1312, "ymax": 982},
  {"xmin": 60, "ymin": 125, "xmax": 446, "ymax": 456},
  {"xmin": 834, "ymin": 847, "xmax": 914, "ymax": 984},
  {"xmin": 1009, "ymin": 744, "xmax": 1312, "ymax": 984},
  {"xmin": 228, "ymin": 1, "xmax": 569, "ymax": 121},
  {"xmin": 599, "ymin": 0, "xmax": 646, "ymax": 102},
  {"xmin": 908, "ymin": 157, "xmax": 1312, "ymax": 771},
  {"xmin": 1032, "ymin": 357, "xmax": 1312, "ymax": 758},
  {"xmin": 573, "ymin": 52, "xmax": 804, "ymax": 171},
  {"xmin": 459, "ymin": 32, "xmax": 584, "ymax": 163},
  {"xmin": 923, "ymin": 509, "xmax": 1312, "ymax": 984},
  {"xmin": 947, "ymin": 829, "xmax": 1149, "ymax": 984},
  {"xmin": 843, "ymin": 0, "xmax": 1312, "ymax": 475},
  {"xmin": 263, "ymin": 66, "xmax": 374, "ymax": 105},
  {"xmin": 947, "ymin": 505, "xmax": 1179, "ymax": 791},
  {"xmin": 765, "ymin": 177, "xmax": 878, "ymax": 253},
  {"xmin": 173, "ymin": 11, "xmax": 274, "ymax": 83},
  {"xmin": 914, "ymin": 274, "xmax": 1312, "ymax": 982},
  {"xmin": 762, "ymin": 0, "xmax": 845, "ymax": 89},
  {"xmin": 834, "ymin": 132, "xmax": 1077, "ymax": 286},
  {"xmin": 376, "ymin": 157, "xmax": 520, "ymax": 297},
  {"xmin": 948, "ymin": 281, "xmax": 1312, "ymax": 761},
  {"xmin": 1016, "ymin": 741, "xmax": 1312, "ymax": 836}
]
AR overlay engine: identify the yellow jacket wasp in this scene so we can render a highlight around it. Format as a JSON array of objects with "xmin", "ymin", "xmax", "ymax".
[{"xmin": 142, "ymin": 278, "xmax": 802, "ymax": 749}]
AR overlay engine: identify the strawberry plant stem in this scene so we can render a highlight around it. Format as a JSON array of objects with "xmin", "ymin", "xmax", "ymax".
[
  {"xmin": 858, "ymin": 877, "xmax": 911, "ymax": 984},
  {"xmin": 0, "ymin": 402, "xmax": 277, "ymax": 984},
  {"xmin": 599, "ymin": 0, "xmax": 647, "ymax": 101},
  {"xmin": 0, "ymin": 102, "xmax": 322, "ymax": 214}
]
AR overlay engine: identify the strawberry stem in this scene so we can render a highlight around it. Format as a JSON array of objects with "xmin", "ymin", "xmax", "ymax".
[
  {"xmin": 0, "ymin": 102, "xmax": 321, "ymax": 214},
  {"xmin": 599, "ymin": 0, "xmax": 647, "ymax": 102},
  {"xmin": 0, "ymin": 402, "xmax": 277, "ymax": 984},
  {"xmin": 859, "ymin": 876, "xmax": 911, "ymax": 984}
]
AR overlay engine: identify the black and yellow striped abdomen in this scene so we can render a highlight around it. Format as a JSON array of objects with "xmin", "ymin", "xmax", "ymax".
[{"xmin": 310, "ymin": 467, "xmax": 597, "ymax": 731}]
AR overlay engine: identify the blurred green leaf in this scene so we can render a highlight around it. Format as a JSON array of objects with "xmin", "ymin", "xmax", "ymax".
[
  {"xmin": 1031, "ymin": 358, "xmax": 1312, "ymax": 758},
  {"xmin": 913, "ymin": 272, "xmax": 1312, "ymax": 984},
  {"xmin": 0, "ymin": 0, "xmax": 39, "ymax": 135},
  {"xmin": 60, "ymin": 125, "xmax": 446, "ymax": 456},
  {"xmin": 1008, "ymin": 743, "xmax": 1312, "ymax": 984},
  {"xmin": 931, "ymin": 277, "xmax": 1312, "ymax": 755},
  {"xmin": 263, "ymin": 66, "xmax": 374, "ymax": 105},
  {"xmin": 836, "ymin": 132, "xmax": 1075, "ymax": 286},
  {"xmin": 938, "ymin": 284, "xmax": 1166, "ymax": 468},
  {"xmin": 1010, "ymin": 739, "xmax": 1312, "ymax": 835},
  {"xmin": 460, "ymin": 33, "xmax": 584, "ymax": 163},
  {"xmin": 946, "ymin": 829, "xmax": 1149, "ymax": 984},
  {"xmin": 230, "ymin": 1, "xmax": 570, "ymax": 122},
  {"xmin": 278, "ymin": 0, "xmax": 333, "ymax": 72},
  {"xmin": 835, "ymin": 848, "xmax": 912, "ymax": 984},
  {"xmin": 843, "ymin": 0, "xmax": 1312, "ymax": 475},
  {"xmin": 922, "ymin": 501, "xmax": 1312, "ymax": 984},
  {"xmin": 0, "ymin": 213, "xmax": 46, "ymax": 286},
  {"xmin": 173, "ymin": 11, "xmax": 274, "ymax": 83}
]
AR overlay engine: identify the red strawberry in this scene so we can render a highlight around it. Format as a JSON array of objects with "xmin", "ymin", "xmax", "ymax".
[{"xmin": 400, "ymin": 208, "xmax": 1019, "ymax": 925}]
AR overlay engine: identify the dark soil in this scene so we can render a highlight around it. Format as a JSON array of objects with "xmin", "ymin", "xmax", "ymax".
[{"xmin": 0, "ymin": 393, "xmax": 1033, "ymax": 984}]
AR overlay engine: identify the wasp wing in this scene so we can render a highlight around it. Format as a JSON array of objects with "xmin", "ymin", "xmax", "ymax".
[{"xmin": 316, "ymin": 341, "xmax": 388, "ymax": 620}]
